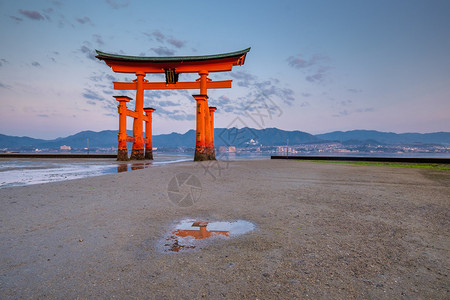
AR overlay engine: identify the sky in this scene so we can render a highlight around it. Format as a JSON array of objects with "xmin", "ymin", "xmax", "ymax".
[{"xmin": 0, "ymin": 0, "xmax": 449, "ymax": 139}]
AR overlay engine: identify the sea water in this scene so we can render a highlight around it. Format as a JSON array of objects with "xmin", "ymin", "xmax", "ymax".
[{"xmin": 0, "ymin": 154, "xmax": 193, "ymax": 188}]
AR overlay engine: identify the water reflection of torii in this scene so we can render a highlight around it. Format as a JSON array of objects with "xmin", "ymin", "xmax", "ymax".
[{"xmin": 95, "ymin": 48, "xmax": 250, "ymax": 161}]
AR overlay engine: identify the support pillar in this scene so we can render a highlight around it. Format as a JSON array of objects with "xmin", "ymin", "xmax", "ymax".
[
  {"xmin": 208, "ymin": 107, "xmax": 217, "ymax": 160},
  {"xmin": 114, "ymin": 96, "xmax": 132, "ymax": 161},
  {"xmin": 144, "ymin": 107, "xmax": 155, "ymax": 160},
  {"xmin": 130, "ymin": 72, "xmax": 146, "ymax": 160},
  {"xmin": 193, "ymin": 94, "xmax": 208, "ymax": 161}
]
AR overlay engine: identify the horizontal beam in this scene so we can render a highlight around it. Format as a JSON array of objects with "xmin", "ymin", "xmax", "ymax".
[
  {"xmin": 114, "ymin": 80, "xmax": 232, "ymax": 90},
  {"xmin": 126, "ymin": 136, "xmax": 150, "ymax": 143},
  {"xmin": 125, "ymin": 109, "xmax": 149, "ymax": 122}
]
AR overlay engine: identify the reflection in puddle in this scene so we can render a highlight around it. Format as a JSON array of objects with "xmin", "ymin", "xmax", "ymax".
[
  {"xmin": 161, "ymin": 219, "xmax": 255, "ymax": 253},
  {"xmin": 117, "ymin": 162, "xmax": 153, "ymax": 173}
]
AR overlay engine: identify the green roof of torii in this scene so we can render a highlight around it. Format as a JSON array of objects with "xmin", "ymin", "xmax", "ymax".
[{"xmin": 95, "ymin": 47, "xmax": 251, "ymax": 63}]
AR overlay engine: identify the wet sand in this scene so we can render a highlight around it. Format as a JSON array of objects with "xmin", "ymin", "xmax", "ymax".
[{"xmin": 0, "ymin": 160, "xmax": 449, "ymax": 298}]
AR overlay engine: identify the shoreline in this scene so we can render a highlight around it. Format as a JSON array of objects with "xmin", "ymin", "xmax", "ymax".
[{"xmin": 1, "ymin": 160, "xmax": 449, "ymax": 298}]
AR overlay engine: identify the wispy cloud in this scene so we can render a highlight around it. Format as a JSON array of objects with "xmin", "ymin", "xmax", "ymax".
[
  {"xmin": 76, "ymin": 16, "xmax": 92, "ymax": 25},
  {"xmin": 167, "ymin": 38, "xmax": 185, "ymax": 48},
  {"xmin": 0, "ymin": 82, "xmax": 11, "ymax": 89},
  {"xmin": 158, "ymin": 100, "xmax": 179, "ymax": 107},
  {"xmin": 305, "ymin": 66, "xmax": 330, "ymax": 83},
  {"xmin": 82, "ymin": 88, "xmax": 104, "ymax": 101},
  {"xmin": 18, "ymin": 9, "xmax": 45, "ymax": 21},
  {"xmin": 106, "ymin": 0, "xmax": 130, "ymax": 9},
  {"xmin": 333, "ymin": 107, "xmax": 374, "ymax": 117},
  {"xmin": 10, "ymin": 16, "xmax": 23, "ymax": 22},
  {"xmin": 287, "ymin": 54, "xmax": 328, "ymax": 69},
  {"xmin": 151, "ymin": 46, "xmax": 175, "ymax": 56},
  {"xmin": 93, "ymin": 34, "xmax": 104, "ymax": 45},
  {"xmin": 0, "ymin": 59, "xmax": 8, "ymax": 67},
  {"xmin": 287, "ymin": 54, "xmax": 331, "ymax": 84},
  {"xmin": 148, "ymin": 30, "xmax": 165, "ymax": 43},
  {"xmin": 31, "ymin": 61, "xmax": 41, "ymax": 67},
  {"xmin": 229, "ymin": 71, "xmax": 256, "ymax": 87},
  {"xmin": 144, "ymin": 30, "xmax": 187, "ymax": 54},
  {"xmin": 80, "ymin": 44, "xmax": 97, "ymax": 61},
  {"xmin": 154, "ymin": 107, "xmax": 195, "ymax": 121},
  {"xmin": 348, "ymin": 88, "xmax": 362, "ymax": 93}
]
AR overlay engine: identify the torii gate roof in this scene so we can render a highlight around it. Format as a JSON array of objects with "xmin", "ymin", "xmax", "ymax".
[{"xmin": 95, "ymin": 47, "xmax": 250, "ymax": 74}]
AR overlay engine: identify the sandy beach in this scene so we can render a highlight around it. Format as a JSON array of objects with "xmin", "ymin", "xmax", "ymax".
[{"xmin": 0, "ymin": 160, "xmax": 449, "ymax": 299}]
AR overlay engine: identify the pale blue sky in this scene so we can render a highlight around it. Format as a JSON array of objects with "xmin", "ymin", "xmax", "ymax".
[{"xmin": 0, "ymin": 0, "xmax": 449, "ymax": 139}]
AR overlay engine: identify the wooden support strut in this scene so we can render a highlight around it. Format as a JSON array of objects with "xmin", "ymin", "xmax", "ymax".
[
  {"xmin": 143, "ymin": 107, "xmax": 155, "ymax": 160},
  {"xmin": 113, "ymin": 96, "xmax": 132, "ymax": 161}
]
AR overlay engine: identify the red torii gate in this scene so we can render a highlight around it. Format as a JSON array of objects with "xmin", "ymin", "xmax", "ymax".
[{"xmin": 96, "ymin": 48, "xmax": 250, "ymax": 161}]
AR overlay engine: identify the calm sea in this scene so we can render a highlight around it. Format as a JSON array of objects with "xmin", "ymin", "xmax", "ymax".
[{"xmin": 0, "ymin": 152, "xmax": 448, "ymax": 188}]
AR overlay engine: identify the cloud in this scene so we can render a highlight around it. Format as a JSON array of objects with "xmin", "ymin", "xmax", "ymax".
[
  {"xmin": 154, "ymin": 107, "xmax": 195, "ymax": 121},
  {"xmin": 287, "ymin": 54, "xmax": 331, "ymax": 84},
  {"xmin": 356, "ymin": 107, "xmax": 374, "ymax": 113},
  {"xmin": 167, "ymin": 38, "xmax": 185, "ymax": 48},
  {"xmin": 230, "ymin": 71, "xmax": 256, "ymax": 87},
  {"xmin": 0, "ymin": 82, "xmax": 11, "ymax": 89},
  {"xmin": 287, "ymin": 54, "xmax": 328, "ymax": 69},
  {"xmin": 82, "ymin": 88, "xmax": 104, "ymax": 101},
  {"xmin": 18, "ymin": 9, "xmax": 45, "ymax": 20},
  {"xmin": 333, "ymin": 107, "xmax": 374, "ymax": 117},
  {"xmin": 254, "ymin": 80, "xmax": 296, "ymax": 105},
  {"xmin": 76, "ymin": 16, "xmax": 92, "ymax": 25},
  {"xmin": 0, "ymin": 59, "xmax": 8, "ymax": 67},
  {"xmin": 31, "ymin": 61, "xmax": 41, "ymax": 67},
  {"xmin": 151, "ymin": 46, "xmax": 175, "ymax": 56},
  {"xmin": 10, "ymin": 16, "xmax": 23, "ymax": 22},
  {"xmin": 51, "ymin": 0, "xmax": 63, "ymax": 7},
  {"xmin": 106, "ymin": 0, "xmax": 130, "ymax": 9},
  {"xmin": 348, "ymin": 88, "xmax": 362, "ymax": 93},
  {"xmin": 147, "ymin": 30, "xmax": 165, "ymax": 43},
  {"xmin": 37, "ymin": 114, "xmax": 49, "ymax": 118},
  {"xmin": 302, "ymin": 93, "xmax": 312, "ymax": 97},
  {"xmin": 333, "ymin": 110, "xmax": 349, "ymax": 117},
  {"xmin": 80, "ymin": 45, "xmax": 97, "ymax": 61},
  {"xmin": 305, "ymin": 66, "xmax": 330, "ymax": 84},
  {"xmin": 339, "ymin": 100, "xmax": 352, "ymax": 106},
  {"xmin": 158, "ymin": 100, "xmax": 179, "ymax": 107},
  {"xmin": 93, "ymin": 34, "xmax": 104, "ymax": 45}
]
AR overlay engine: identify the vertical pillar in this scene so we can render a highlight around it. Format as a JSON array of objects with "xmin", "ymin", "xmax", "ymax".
[
  {"xmin": 193, "ymin": 94, "xmax": 208, "ymax": 161},
  {"xmin": 204, "ymin": 99, "xmax": 212, "ymax": 159},
  {"xmin": 114, "ymin": 96, "xmax": 132, "ymax": 161},
  {"xmin": 144, "ymin": 107, "xmax": 155, "ymax": 160},
  {"xmin": 130, "ymin": 72, "xmax": 146, "ymax": 160},
  {"xmin": 209, "ymin": 107, "xmax": 217, "ymax": 160}
]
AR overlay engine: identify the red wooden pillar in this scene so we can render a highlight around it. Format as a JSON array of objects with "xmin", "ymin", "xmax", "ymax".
[
  {"xmin": 144, "ymin": 107, "xmax": 155, "ymax": 160},
  {"xmin": 193, "ymin": 94, "xmax": 208, "ymax": 161},
  {"xmin": 114, "ymin": 96, "xmax": 131, "ymax": 161},
  {"xmin": 130, "ymin": 71, "xmax": 146, "ymax": 160},
  {"xmin": 209, "ymin": 107, "xmax": 217, "ymax": 160}
]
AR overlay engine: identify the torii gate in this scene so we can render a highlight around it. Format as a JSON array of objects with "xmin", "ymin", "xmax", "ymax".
[{"xmin": 96, "ymin": 48, "xmax": 250, "ymax": 161}]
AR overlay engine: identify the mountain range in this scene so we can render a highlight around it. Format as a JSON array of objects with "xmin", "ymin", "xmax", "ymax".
[{"xmin": 1, "ymin": 128, "xmax": 449, "ymax": 150}]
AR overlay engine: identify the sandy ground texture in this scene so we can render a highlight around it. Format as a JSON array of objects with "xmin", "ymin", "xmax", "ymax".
[{"xmin": 0, "ymin": 160, "xmax": 449, "ymax": 299}]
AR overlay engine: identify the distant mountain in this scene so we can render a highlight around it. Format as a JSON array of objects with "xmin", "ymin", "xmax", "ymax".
[
  {"xmin": 1, "ymin": 128, "xmax": 449, "ymax": 150},
  {"xmin": 315, "ymin": 130, "xmax": 450, "ymax": 145}
]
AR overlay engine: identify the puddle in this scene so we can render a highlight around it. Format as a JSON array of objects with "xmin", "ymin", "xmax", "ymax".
[{"xmin": 159, "ymin": 219, "xmax": 255, "ymax": 253}]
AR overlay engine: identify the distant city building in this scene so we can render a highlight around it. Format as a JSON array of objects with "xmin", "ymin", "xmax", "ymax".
[
  {"xmin": 60, "ymin": 145, "xmax": 71, "ymax": 151},
  {"xmin": 245, "ymin": 139, "xmax": 258, "ymax": 146},
  {"xmin": 228, "ymin": 146, "xmax": 236, "ymax": 153},
  {"xmin": 219, "ymin": 146, "xmax": 227, "ymax": 153}
]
